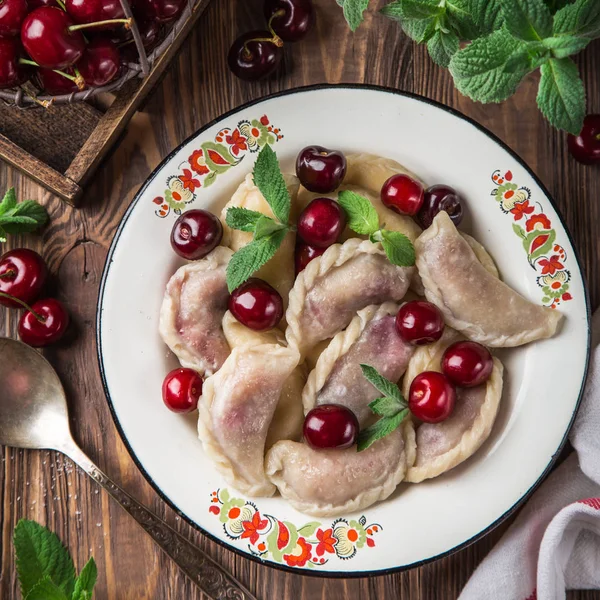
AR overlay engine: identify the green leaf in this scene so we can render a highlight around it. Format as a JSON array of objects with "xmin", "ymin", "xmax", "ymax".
[
  {"xmin": 359, "ymin": 364, "xmax": 404, "ymax": 402},
  {"xmin": 25, "ymin": 576, "xmax": 69, "ymax": 600},
  {"xmin": 297, "ymin": 522, "xmax": 321, "ymax": 537},
  {"xmin": 369, "ymin": 396, "xmax": 406, "ymax": 417},
  {"xmin": 553, "ymin": 0, "xmax": 600, "ymax": 37},
  {"xmin": 337, "ymin": 0, "xmax": 370, "ymax": 31},
  {"xmin": 14, "ymin": 520, "xmax": 76, "ymax": 599},
  {"xmin": 379, "ymin": 229, "xmax": 416, "ymax": 267},
  {"xmin": 536, "ymin": 57, "xmax": 585, "ymax": 133},
  {"xmin": 546, "ymin": 0, "xmax": 574, "ymax": 14},
  {"xmin": 402, "ymin": 16, "xmax": 439, "ymax": 41},
  {"xmin": 252, "ymin": 145, "xmax": 290, "ymax": 224},
  {"xmin": 226, "ymin": 229, "xmax": 287, "ymax": 292},
  {"xmin": 446, "ymin": 0, "xmax": 480, "ymax": 39},
  {"xmin": 72, "ymin": 558, "xmax": 97, "ymax": 600},
  {"xmin": 225, "ymin": 207, "xmax": 264, "ymax": 232},
  {"xmin": 0, "ymin": 199, "xmax": 48, "ymax": 235},
  {"xmin": 542, "ymin": 34, "xmax": 590, "ymax": 57},
  {"xmin": 0, "ymin": 187, "xmax": 17, "ymax": 216},
  {"xmin": 0, "ymin": 225, "xmax": 7, "ymax": 243},
  {"xmin": 449, "ymin": 28, "xmax": 528, "ymax": 103},
  {"xmin": 499, "ymin": 0, "xmax": 552, "ymax": 40},
  {"xmin": 357, "ymin": 409, "xmax": 409, "ymax": 452},
  {"xmin": 512, "ymin": 223, "xmax": 526, "ymax": 238},
  {"xmin": 253, "ymin": 215, "xmax": 288, "ymax": 240},
  {"xmin": 389, "ymin": 0, "xmax": 442, "ymax": 20},
  {"xmin": 427, "ymin": 29, "xmax": 460, "ymax": 67},
  {"xmin": 469, "ymin": 0, "xmax": 505, "ymax": 34},
  {"xmin": 503, "ymin": 41, "xmax": 550, "ymax": 72},
  {"xmin": 337, "ymin": 190, "xmax": 379, "ymax": 235}
]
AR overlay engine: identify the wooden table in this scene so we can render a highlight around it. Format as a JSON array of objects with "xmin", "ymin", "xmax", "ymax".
[{"xmin": 1, "ymin": 1, "xmax": 599, "ymax": 598}]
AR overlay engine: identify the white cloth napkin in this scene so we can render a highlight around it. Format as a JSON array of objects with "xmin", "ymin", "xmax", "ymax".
[{"xmin": 459, "ymin": 310, "xmax": 599, "ymax": 600}]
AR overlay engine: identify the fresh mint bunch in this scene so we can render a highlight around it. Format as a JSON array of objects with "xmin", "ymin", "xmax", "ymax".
[
  {"xmin": 339, "ymin": 0, "xmax": 600, "ymax": 134},
  {"xmin": 14, "ymin": 520, "xmax": 97, "ymax": 600},
  {"xmin": 0, "ymin": 188, "xmax": 48, "ymax": 243}
]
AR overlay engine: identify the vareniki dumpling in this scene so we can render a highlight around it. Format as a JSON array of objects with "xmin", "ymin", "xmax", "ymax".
[
  {"xmin": 286, "ymin": 238, "xmax": 413, "ymax": 357},
  {"xmin": 303, "ymin": 302, "xmax": 414, "ymax": 426},
  {"xmin": 159, "ymin": 247, "xmax": 232, "ymax": 376},
  {"xmin": 416, "ymin": 211, "xmax": 562, "ymax": 346}
]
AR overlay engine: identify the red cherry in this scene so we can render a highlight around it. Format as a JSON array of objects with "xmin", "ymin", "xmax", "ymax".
[
  {"xmin": 0, "ymin": 0, "xmax": 27, "ymax": 37},
  {"xmin": 442, "ymin": 341, "xmax": 493, "ymax": 388},
  {"xmin": 303, "ymin": 404, "xmax": 359, "ymax": 449},
  {"xmin": 568, "ymin": 114, "xmax": 600, "ymax": 165},
  {"xmin": 296, "ymin": 146, "xmax": 347, "ymax": 194},
  {"xmin": 381, "ymin": 174, "xmax": 424, "ymax": 216},
  {"xmin": 77, "ymin": 37, "xmax": 120, "ymax": 86},
  {"xmin": 36, "ymin": 66, "xmax": 83, "ymax": 94},
  {"xmin": 396, "ymin": 301, "xmax": 445, "ymax": 345},
  {"xmin": 227, "ymin": 30, "xmax": 283, "ymax": 81},
  {"xmin": 170, "ymin": 209, "xmax": 223, "ymax": 260},
  {"xmin": 162, "ymin": 367, "xmax": 203, "ymax": 413},
  {"xmin": 418, "ymin": 184, "xmax": 464, "ymax": 229},
  {"xmin": 409, "ymin": 371, "xmax": 456, "ymax": 423},
  {"xmin": 264, "ymin": 0, "xmax": 314, "ymax": 42},
  {"xmin": 228, "ymin": 278, "xmax": 283, "ymax": 331},
  {"xmin": 0, "ymin": 37, "xmax": 29, "ymax": 88},
  {"xmin": 65, "ymin": 0, "xmax": 124, "ymax": 27},
  {"xmin": 18, "ymin": 298, "xmax": 69, "ymax": 347},
  {"xmin": 119, "ymin": 20, "xmax": 162, "ymax": 62},
  {"xmin": 0, "ymin": 249, "xmax": 48, "ymax": 308},
  {"xmin": 132, "ymin": 0, "xmax": 185, "ymax": 23},
  {"xmin": 295, "ymin": 241, "xmax": 325, "ymax": 275},
  {"xmin": 297, "ymin": 197, "xmax": 346, "ymax": 248},
  {"xmin": 28, "ymin": 0, "xmax": 58, "ymax": 8}
]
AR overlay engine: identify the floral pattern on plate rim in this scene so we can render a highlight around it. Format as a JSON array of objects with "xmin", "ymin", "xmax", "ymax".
[
  {"xmin": 208, "ymin": 489, "xmax": 381, "ymax": 568},
  {"xmin": 152, "ymin": 115, "xmax": 284, "ymax": 218},
  {"xmin": 491, "ymin": 169, "xmax": 572, "ymax": 308}
]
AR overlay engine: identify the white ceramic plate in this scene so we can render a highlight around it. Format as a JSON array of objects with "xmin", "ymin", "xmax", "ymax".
[{"xmin": 97, "ymin": 85, "xmax": 590, "ymax": 576}]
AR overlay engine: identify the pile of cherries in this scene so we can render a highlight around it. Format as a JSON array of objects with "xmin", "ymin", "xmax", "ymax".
[
  {"xmin": 0, "ymin": 0, "xmax": 177, "ymax": 95},
  {"xmin": 228, "ymin": 0, "xmax": 314, "ymax": 81},
  {"xmin": 304, "ymin": 301, "xmax": 495, "ymax": 450},
  {"xmin": 0, "ymin": 248, "xmax": 69, "ymax": 347}
]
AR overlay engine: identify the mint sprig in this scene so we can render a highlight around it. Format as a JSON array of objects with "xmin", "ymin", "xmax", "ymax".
[
  {"xmin": 338, "ymin": 190, "xmax": 415, "ymax": 268},
  {"xmin": 336, "ymin": 0, "xmax": 370, "ymax": 31},
  {"xmin": 357, "ymin": 364, "xmax": 409, "ymax": 452},
  {"xmin": 14, "ymin": 519, "xmax": 97, "ymax": 600},
  {"xmin": 0, "ymin": 188, "xmax": 48, "ymax": 243}
]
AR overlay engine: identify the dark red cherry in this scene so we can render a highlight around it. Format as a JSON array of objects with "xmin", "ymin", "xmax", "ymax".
[
  {"xmin": 36, "ymin": 66, "xmax": 83, "ymax": 94},
  {"xmin": 170, "ymin": 209, "xmax": 223, "ymax": 260},
  {"xmin": 381, "ymin": 173, "xmax": 424, "ymax": 216},
  {"xmin": 21, "ymin": 8, "xmax": 86, "ymax": 69},
  {"xmin": 409, "ymin": 371, "xmax": 456, "ymax": 423},
  {"xmin": 295, "ymin": 241, "xmax": 325, "ymax": 275},
  {"xmin": 65, "ymin": 0, "xmax": 124, "ymax": 27},
  {"xmin": 396, "ymin": 301, "xmax": 445, "ymax": 345},
  {"xmin": 0, "ymin": 249, "xmax": 48, "ymax": 308},
  {"xmin": 28, "ymin": 0, "xmax": 58, "ymax": 8},
  {"xmin": 303, "ymin": 404, "xmax": 359, "ymax": 449},
  {"xmin": 120, "ymin": 20, "xmax": 162, "ymax": 62},
  {"xmin": 264, "ymin": 0, "xmax": 314, "ymax": 42},
  {"xmin": 162, "ymin": 367, "xmax": 203, "ymax": 413},
  {"xmin": 18, "ymin": 298, "xmax": 69, "ymax": 347},
  {"xmin": 77, "ymin": 37, "xmax": 120, "ymax": 86},
  {"xmin": 132, "ymin": 0, "xmax": 184, "ymax": 23},
  {"xmin": 0, "ymin": 0, "xmax": 27, "ymax": 37},
  {"xmin": 228, "ymin": 30, "xmax": 283, "ymax": 81},
  {"xmin": 418, "ymin": 184, "xmax": 464, "ymax": 229},
  {"xmin": 228, "ymin": 278, "xmax": 283, "ymax": 331},
  {"xmin": 0, "ymin": 37, "xmax": 28, "ymax": 88},
  {"xmin": 296, "ymin": 146, "xmax": 347, "ymax": 194},
  {"xmin": 568, "ymin": 114, "xmax": 600, "ymax": 165},
  {"xmin": 297, "ymin": 197, "xmax": 346, "ymax": 248},
  {"xmin": 442, "ymin": 341, "xmax": 493, "ymax": 388}
]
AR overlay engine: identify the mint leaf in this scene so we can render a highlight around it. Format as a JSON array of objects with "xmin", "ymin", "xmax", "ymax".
[
  {"xmin": 546, "ymin": 0, "xmax": 575, "ymax": 13},
  {"xmin": 0, "ymin": 199, "xmax": 48, "ymax": 234},
  {"xmin": 499, "ymin": 0, "xmax": 552, "ymax": 40},
  {"xmin": 0, "ymin": 187, "xmax": 17, "ymax": 216},
  {"xmin": 389, "ymin": 0, "xmax": 442, "ymax": 19},
  {"xmin": 427, "ymin": 29, "xmax": 460, "ymax": 67},
  {"xmin": 337, "ymin": 190, "xmax": 379, "ymax": 235},
  {"xmin": 253, "ymin": 215, "xmax": 288, "ymax": 240},
  {"xmin": 369, "ymin": 396, "xmax": 407, "ymax": 417},
  {"xmin": 446, "ymin": 0, "xmax": 480, "ymax": 39},
  {"xmin": 252, "ymin": 145, "xmax": 290, "ymax": 224},
  {"xmin": 357, "ymin": 409, "xmax": 409, "ymax": 452},
  {"xmin": 536, "ymin": 57, "xmax": 585, "ymax": 133},
  {"xmin": 469, "ymin": 0, "xmax": 505, "ymax": 34},
  {"xmin": 225, "ymin": 207, "xmax": 264, "ymax": 232},
  {"xmin": 360, "ymin": 364, "xmax": 405, "ymax": 403},
  {"xmin": 72, "ymin": 558, "xmax": 97, "ymax": 600},
  {"xmin": 14, "ymin": 520, "xmax": 76, "ymax": 599},
  {"xmin": 25, "ymin": 576, "xmax": 69, "ymax": 600},
  {"xmin": 553, "ymin": 0, "xmax": 600, "ymax": 37},
  {"xmin": 449, "ymin": 28, "xmax": 528, "ymax": 103},
  {"xmin": 378, "ymin": 229, "xmax": 416, "ymax": 267},
  {"xmin": 0, "ymin": 225, "xmax": 7, "ymax": 243},
  {"xmin": 226, "ymin": 229, "xmax": 287, "ymax": 292},
  {"xmin": 337, "ymin": 0, "xmax": 370, "ymax": 30},
  {"xmin": 542, "ymin": 35, "xmax": 590, "ymax": 57}
]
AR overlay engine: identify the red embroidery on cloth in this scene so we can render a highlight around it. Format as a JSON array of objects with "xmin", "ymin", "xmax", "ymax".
[{"xmin": 578, "ymin": 498, "xmax": 600, "ymax": 510}]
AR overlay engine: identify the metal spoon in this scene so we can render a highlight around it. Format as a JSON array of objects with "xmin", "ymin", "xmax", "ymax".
[{"xmin": 0, "ymin": 337, "xmax": 257, "ymax": 600}]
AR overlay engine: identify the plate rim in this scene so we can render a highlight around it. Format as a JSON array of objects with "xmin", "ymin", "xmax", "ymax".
[{"xmin": 96, "ymin": 83, "xmax": 592, "ymax": 578}]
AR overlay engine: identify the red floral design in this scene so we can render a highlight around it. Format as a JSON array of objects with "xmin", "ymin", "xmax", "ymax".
[
  {"xmin": 315, "ymin": 528, "xmax": 336, "ymax": 556},
  {"xmin": 260, "ymin": 115, "xmax": 269, "ymax": 126},
  {"xmin": 539, "ymin": 255, "xmax": 564, "ymax": 275},
  {"xmin": 283, "ymin": 537, "xmax": 312, "ymax": 567},
  {"xmin": 179, "ymin": 169, "xmax": 201, "ymax": 192},
  {"xmin": 241, "ymin": 511, "xmax": 268, "ymax": 545},
  {"xmin": 188, "ymin": 149, "xmax": 209, "ymax": 175},
  {"xmin": 510, "ymin": 200, "xmax": 535, "ymax": 221},
  {"xmin": 525, "ymin": 213, "xmax": 552, "ymax": 232},
  {"xmin": 226, "ymin": 129, "xmax": 248, "ymax": 156},
  {"xmin": 579, "ymin": 497, "xmax": 600, "ymax": 510},
  {"xmin": 366, "ymin": 537, "xmax": 375, "ymax": 547}
]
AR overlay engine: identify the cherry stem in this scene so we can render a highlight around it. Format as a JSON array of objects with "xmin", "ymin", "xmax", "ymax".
[
  {"xmin": 69, "ymin": 17, "xmax": 132, "ymax": 32},
  {"xmin": 0, "ymin": 292, "xmax": 45, "ymax": 322},
  {"xmin": 19, "ymin": 59, "xmax": 85, "ymax": 90},
  {"xmin": 0, "ymin": 270, "xmax": 15, "ymax": 279},
  {"xmin": 267, "ymin": 8, "xmax": 285, "ymax": 37},
  {"xmin": 595, "ymin": 133, "xmax": 600, "ymax": 141},
  {"xmin": 55, "ymin": 0, "xmax": 66, "ymax": 9}
]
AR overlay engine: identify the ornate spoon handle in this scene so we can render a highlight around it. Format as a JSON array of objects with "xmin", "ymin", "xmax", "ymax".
[{"xmin": 63, "ymin": 442, "xmax": 258, "ymax": 600}]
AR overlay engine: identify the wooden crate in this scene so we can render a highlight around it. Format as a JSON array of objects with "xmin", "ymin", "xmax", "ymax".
[{"xmin": 0, "ymin": 0, "xmax": 211, "ymax": 205}]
